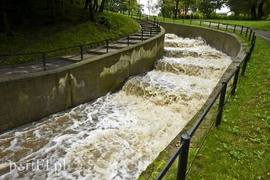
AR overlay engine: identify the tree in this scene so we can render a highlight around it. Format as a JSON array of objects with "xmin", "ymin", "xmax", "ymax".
[
  {"xmin": 161, "ymin": 3, "xmax": 175, "ymax": 18},
  {"xmin": 146, "ymin": 0, "xmax": 152, "ymax": 16},
  {"xmin": 122, "ymin": 0, "xmax": 139, "ymax": 15},
  {"xmin": 51, "ymin": 0, "xmax": 56, "ymax": 23},
  {"xmin": 174, "ymin": 0, "xmax": 179, "ymax": 18},
  {"xmin": 158, "ymin": 0, "xmax": 177, "ymax": 18},
  {"xmin": 0, "ymin": 0, "xmax": 12, "ymax": 35},
  {"xmin": 198, "ymin": 0, "xmax": 224, "ymax": 18},
  {"xmin": 98, "ymin": 0, "xmax": 106, "ymax": 12},
  {"xmin": 85, "ymin": 0, "xmax": 95, "ymax": 21},
  {"xmin": 105, "ymin": 0, "xmax": 122, "ymax": 12},
  {"xmin": 226, "ymin": 0, "xmax": 270, "ymax": 20}
]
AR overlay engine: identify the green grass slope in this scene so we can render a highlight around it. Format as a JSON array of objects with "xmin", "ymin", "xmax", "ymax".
[
  {"xmin": 138, "ymin": 18, "xmax": 270, "ymax": 180},
  {"xmin": 187, "ymin": 37, "xmax": 270, "ymax": 180},
  {"xmin": 0, "ymin": 3, "xmax": 140, "ymax": 65}
]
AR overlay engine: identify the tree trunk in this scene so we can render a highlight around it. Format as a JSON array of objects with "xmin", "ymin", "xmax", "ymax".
[
  {"xmin": 257, "ymin": 2, "xmax": 264, "ymax": 20},
  {"xmin": 47, "ymin": 0, "xmax": 50, "ymax": 9},
  {"xmin": 98, "ymin": 0, "xmax": 105, "ymax": 12},
  {"xmin": 85, "ymin": 0, "xmax": 89, "ymax": 9},
  {"xmin": 251, "ymin": 4, "xmax": 257, "ymax": 20},
  {"xmin": 62, "ymin": 0, "xmax": 65, "ymax": 16},
  {"xmin": 174, "ymin": 0, "xmax": 179, "ymax": 19},
  {"xmin": 93, "ymin": 0, "xmax": 98, "ymax": 12},
  {"xmin": 0, "ymin": 0, "xmax": 12, "ymax": 36},
  {"xmin": 51, "ymin": 0, "xmax": 56, "ymax": 23},
  {"xmin": 88, "ymin": 0, "xmax": 95, "ymax": 21}
]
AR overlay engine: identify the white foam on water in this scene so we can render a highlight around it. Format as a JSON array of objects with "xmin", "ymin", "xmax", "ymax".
[{"xmin": 0, "ymin": 34, "xmax": 232, "ymax": 179}]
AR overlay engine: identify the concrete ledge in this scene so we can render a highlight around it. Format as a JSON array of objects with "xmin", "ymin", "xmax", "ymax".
[{"xmin": 0, "ymin": 27, "xmax": 165, "ymax": 133}]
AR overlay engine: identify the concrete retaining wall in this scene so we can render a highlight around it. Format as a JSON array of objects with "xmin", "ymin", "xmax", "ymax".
[
  {"xmin": 0, "ymin": 27, "xmax": 165, "ymax": 133},
  {"xmin": 160, "ymin": 22, "xmax": 245, "ymax": 58},
  {"xmin": 0, "ymin": 23, "xmax": 246, "ymax": 133}
]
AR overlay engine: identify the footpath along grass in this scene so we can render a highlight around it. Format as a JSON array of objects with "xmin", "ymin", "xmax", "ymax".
[
  {"xmin": 186, "ymin": 37, "xmax": 270, "ymax": 179},
  {"xmin": 0, "ymin": 9, "xmax": 139, "ymax": 65}
]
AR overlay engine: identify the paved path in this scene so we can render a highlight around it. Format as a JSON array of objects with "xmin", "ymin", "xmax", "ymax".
[
  {"xmin": 0, "ymin": 19, "xmax": 160, "ymax": 79},
  {"xmin": 253, "ymin": 30, "xmax": 270, "ymax": 45},
  {"xmin": 200, "ymin": 21, "xmax": 270, "ymax": 45}
]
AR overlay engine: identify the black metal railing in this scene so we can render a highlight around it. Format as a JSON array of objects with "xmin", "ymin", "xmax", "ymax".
[
  {"xmin": 154, "ymin": 27, "xmax": 256, "ymax": 179},
  {"xmin": 144, "ymin": 16, "xmax": 256, "ymax": 45},
  {"xmin": 0, "ymin": 39, "xmax": 113, "ymax": 70},
  {"xmin": 0, "ymin": 19, "xmax": 161, "ymax": 72}
]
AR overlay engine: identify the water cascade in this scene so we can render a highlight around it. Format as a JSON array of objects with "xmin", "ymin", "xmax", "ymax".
[{"xmin": 0, "ymin": 34, "xmax": 232, "ymax": 179}]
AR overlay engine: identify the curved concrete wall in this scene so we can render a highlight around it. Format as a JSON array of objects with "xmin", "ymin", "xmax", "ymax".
[
  {"xmin": 0, "ymin": 23, "xmax": 246, "ymax": 134},
  {"xmin": 160, "ymin": 22, "xmax": 246, "ymax": 59},
  {"xmin": 0, "ymin": 27, "xmax": 165, "ymax": 133}
]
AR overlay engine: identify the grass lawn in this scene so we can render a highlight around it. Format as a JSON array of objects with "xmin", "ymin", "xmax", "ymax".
[
  {"xmin": 205, "ymin": 20, "xmax": 270, "ymax": 30},
  {"xmin": 186, "ymin": 37, "xmax": 270, "ymax": 179},
  {"xmin": 138, "ymin": 18, "xmax": 270, "ymax": 179},
  {"xmin": 151, "ymin": 16, "xmax": 270, "ymax": 31}
]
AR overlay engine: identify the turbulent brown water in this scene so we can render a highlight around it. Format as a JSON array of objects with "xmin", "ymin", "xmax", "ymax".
[{"xmin": 0, "ymin": 34, "xmax": 232, "ymax": 180}]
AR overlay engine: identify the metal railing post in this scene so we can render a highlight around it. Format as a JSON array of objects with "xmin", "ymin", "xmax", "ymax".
[
  {"xmin": 106, "ymin": 40, "xmax": 109, "ymax": 53},
  {"xmin": 249, "ymin": 30, "xmax": 252, "ymax": 41},
  {"xmin": 42, "ymin": 53, "xmax": 46, "ymax": 71},
  {"xmin": 240, "ymin": 26, "xmax": 244, "ymax": 35},
  {"xmin": 80, "ymin": 45, "xmax": 83, "ymax": 60},
  {"xmin": 217, "ymin": 23, "xmax": 220, "ymax": 29},
  {"xmin": 177, "ymin": 134, "xmax": 191, "ymax": 180},
  {"xmin": 233, "ymin": 25, "xmax": 236, "ymax": 33},
  {"xmin": 226, "ymin": 24, "xmax": 228, "ymax": 31},
  {"xmin": 231, "ymin": 66, "xmax": 240, "ymax": 96},
  {"xmin": 127, "ymin": 35, "xmax": 129, "ymax": 46},
  {"xmin": 241, "ymin": 52, "xmax": 250, "ymax": 76},
  {"xmin": 216, "ymin": 82, "xmax": 227, "ymax": 127},
  {"xmin": 209, "ymin": 22, "xmax": 211, "ymax": 27},
  {"xmin": 141, "ymin": 30, "xmax": 144, "ymax": 41},
  {"xmin": 245, "ymin": 27, "xmax": 249, "ymax": 37},
  {"xmin": 252, "ymin": 32, "xmax": 256, "ymax": 44},
  {"xmin": 200, "ymin": 21, "xmax": 202, "ymax": 26}
]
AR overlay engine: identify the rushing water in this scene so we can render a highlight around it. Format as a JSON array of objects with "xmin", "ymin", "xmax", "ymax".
[{"xmin": 0, "ymin": 34, "xmax": 232, "ymax": 180}]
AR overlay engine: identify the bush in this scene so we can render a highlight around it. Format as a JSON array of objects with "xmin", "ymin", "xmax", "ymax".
[{"xmin": 192, "ymin": 12, "xmax": 203, "ymax": 19}]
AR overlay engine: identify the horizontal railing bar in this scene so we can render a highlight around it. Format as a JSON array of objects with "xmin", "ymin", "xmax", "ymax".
[
  {"xmin": 188, "ymin": 83, "xmax": 225, "ymax": 137},
  {"xmin": 155, "ymin": 143, "xmax": 185, "ymax": 180},
  {"xmin": 224, "ymin": 66, "xmax": 241, "ymax": 84},
  {"xmin": 0, "ymin": 39, "xmax": 116, "ymax": 57},
  {"xmin": 144, "ymin": 17, "xmax": 256, "ymax": 179}
]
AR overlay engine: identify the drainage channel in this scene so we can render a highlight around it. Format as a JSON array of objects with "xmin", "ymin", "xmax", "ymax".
[{"xmin": 0, "ymin": 33, "xmax": 232, "ymax": 179}]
